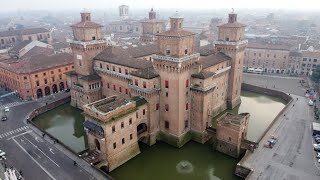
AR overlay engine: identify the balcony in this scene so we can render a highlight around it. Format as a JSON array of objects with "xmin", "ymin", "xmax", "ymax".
[
  {"xmin": 66, "ymin": 39, "xmax": 109, "ymax": 48},
  {"xmin": 128, "ymin": 84, "xmax": 160, "ymax": 94},
  {"xmin": 94, "ymin": 67, "xmax": 131, "ymax": 79},
  {"xmin": 213, "ymin": 39, "xmax": 248, "ymax": 48},
  {"xmin": 152, "ymin": 53, "xmax": 200, "ymax": 63}
]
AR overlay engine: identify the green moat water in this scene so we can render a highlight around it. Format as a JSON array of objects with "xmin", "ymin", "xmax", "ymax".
[{"xmin": 33, "ymin": 91, "xmax": 286, "ymax": 180}]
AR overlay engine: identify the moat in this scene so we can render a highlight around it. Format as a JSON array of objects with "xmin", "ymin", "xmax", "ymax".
[{"xmin": 33, "ymin": 91, "xmax": 286, "ymax": 180}]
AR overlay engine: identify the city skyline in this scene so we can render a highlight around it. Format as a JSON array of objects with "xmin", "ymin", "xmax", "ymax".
[{"xmin": 2, "ymin": 0, "xmax": 320, "ymax": 12}]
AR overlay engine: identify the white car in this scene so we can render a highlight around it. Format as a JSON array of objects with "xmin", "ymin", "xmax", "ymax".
[
  {"xmin": 0, "ymin": 149, "xmax": 5, "ymax": 157},
  {"xmin": 316, "ymin": 153, "xmax": 320, "ymax": 158},
  {"xmin": 4, "ymin": 107, "xmax": 9, "ymax": 112}
]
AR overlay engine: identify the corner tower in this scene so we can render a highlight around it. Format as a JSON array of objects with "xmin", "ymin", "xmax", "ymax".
[
  {"xmin": 67, "ymin": 12, "xmax": 108, "ymax": 109},
  {"xmin": 214, "ymin": 11, "xmax": 247, "ymax": 109},
  {"xmin": 140, "ymin": 8, "xmax": 165, "ymax": 42},
  {"xmin": 153, "ymin": 12, "xmax": 199, "ymax": 147}
]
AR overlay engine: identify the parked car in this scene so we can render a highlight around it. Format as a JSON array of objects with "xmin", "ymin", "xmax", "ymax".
[
  {"xmin": 1, "ymin": 115, "xmax": 7, "ymax": 121},
  {"xmin": 0, "ymin": 149, "xmax": 5, "ymax": 157},
  {"xmin": 316, "ymin": 152, "xmax": 320, "ymax": 158},
  {"xmin": 314, "ymin": 144, "xmax": 320, "ymax": 151},
  {"xmin": 4, "ymin": 107, "xmax": 9, "ymax": 112}
]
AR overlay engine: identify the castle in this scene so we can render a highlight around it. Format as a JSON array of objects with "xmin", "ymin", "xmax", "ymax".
[{"xmin": 66, "ymin": 9, "xmax": 248, "ymax": 171}]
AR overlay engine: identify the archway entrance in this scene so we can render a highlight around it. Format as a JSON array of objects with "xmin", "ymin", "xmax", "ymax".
[
  {"xmin": 45, "ymin": 86, "xmax": 50, "ymax": 96},
  {"xmin": 137, "ymin": 123, "xmax": 147, "ymax": 135},
  {"xmin": 59, "ymin": 82, "xmax": 65, "ymax": 91},
  {"xmin": 36, "ymin": 89, "xmax": 43, "ymax": 99},
  {"xmin": 52, "ymin": 84, "xmax": 58, "ymax": 93},
  {"xmin": 94, "ymin": 139, "xmax": 101, "ymax": 152}
]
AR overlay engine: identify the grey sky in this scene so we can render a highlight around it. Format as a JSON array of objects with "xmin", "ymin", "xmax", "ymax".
[{"xmin": 2, "ymin": 0, "xmax": 319, "ymax": 12}]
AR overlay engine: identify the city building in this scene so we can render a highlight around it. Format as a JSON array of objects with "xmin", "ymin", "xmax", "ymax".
[
  {"xmin": 0, "ymin": 27, "xmax": 52, "ymax": 49},
  {"xmin": 140, "ymin": 8, "xmax": 165, "ymax": 42},
  {"xmin": 68, "ymin": 11, "xmax": 247, "ymax": 171},
  {"xmin": 8, "ymin": 40, "xmax": 52, "ymax": 58},
  {"xmin": 244, "ymin": 42, "xmax": 291, "ymax": 73},
  {"xmin": 299, "ymin": 51, "xmax": 320, "ymax": 76},
  {"xmin": 52, "ymin": 41, "xmax": 72, "ymax": 54},
  {"xmin": 0, "ymin": 46, "xmax": 73, "ymax": 100}
]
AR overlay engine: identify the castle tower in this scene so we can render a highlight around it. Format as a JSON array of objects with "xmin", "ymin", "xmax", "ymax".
[
  {"xmin": 67, "ymin": 12, "xmax": 108, "ymax": 109},
  {"xmin": 214, "ymin": 11, "xmax": 247, "ymax": 109},
  {"xmin": 119, "ymin": 5, "xmax": 129, "ymax": 20},
  {"xmin": 153, "ymin": 12, "xmax": 199, "ymax": 147},
  {"xmin": 140, "ymin": 8, "xmax": 165, "ymax": 42}
]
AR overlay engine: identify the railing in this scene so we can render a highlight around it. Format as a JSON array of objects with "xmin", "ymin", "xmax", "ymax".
[
  {"xmin": 94, "ymin": 67, "xmax": 132, "ymax": 79},
  {"xmin": 190, "ymin": 83, "xmax": 216, "ymax": 92},
  {"xmin": 67, "ymin": 39, "xmax": 109, "ymax": 48},
  {"xmin": 152, "ymin": 53, "xmax": 200, "ymax": 63},
  {"xmin": 213, "ymin": 39, "xmax": 248, "ymax": 47},
  {"xmin": 128, "ymin": 84, "xmax": 160, "ymax": 94}
]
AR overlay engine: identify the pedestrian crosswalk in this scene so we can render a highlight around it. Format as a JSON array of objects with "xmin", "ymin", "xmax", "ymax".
[
  {"xmin": 0, "ymin": 102, "xmax": 27, "ymax": 109},
  {"xmin": 0, "ymin": 126, "xmax": 29, "ymax": 139}
]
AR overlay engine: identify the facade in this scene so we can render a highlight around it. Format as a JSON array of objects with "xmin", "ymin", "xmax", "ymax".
[
  {"xmin": 0, "ymin": 28, "xmax": 52, "ymax": 49},
  {"xmin": 69, "ymin": 11, "xmax": 247, "ymax": 171},
  {"xmin": 0, "ymin": 46, "xmax": 73, "ymax": 100},
  {"xmin": 300, "ymin": 51, "xmax": 320, "ymax": 76},
  {"xmin": 244, "ymin": 42, "xmax": 291, "ymax": 74},
  {"xmin": 140, "ymin": 8, "xmax": 165, "ymax": 42}
]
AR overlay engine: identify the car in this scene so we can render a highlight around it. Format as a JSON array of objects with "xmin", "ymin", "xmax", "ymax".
[
  {"xmin": 316, "ymin": 153, "xmax": 320, "ymax": 158},
  {"xmin": 314, "ymin": 144, "xmax": 320, "ymax": 151},
  {"xmin": 0, "ymin": 150, "xmax": 5, "ymax": 157},
  {"xmin": 4, "ymin": 107, "xmax": 9, "ymax": 112},
  {"xmin": 318, "ymin": 159, "xmax": 320, "ymax": 163},
  {"xmin": 1, "ymin": 115, "xmax": 7, "ymax": 121}
]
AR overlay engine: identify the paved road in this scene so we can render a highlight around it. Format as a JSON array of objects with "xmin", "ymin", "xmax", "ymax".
[
  {"xmin": 242, "ymin": 95, "xmax": 320, "ymax": 180},
  {"xmin": 243, "ymin": 73, "xmax": 305, "ymax": 96},
  {"xmin": 0, "ymin": 92, "xmax": 100, "ymax": 180}
]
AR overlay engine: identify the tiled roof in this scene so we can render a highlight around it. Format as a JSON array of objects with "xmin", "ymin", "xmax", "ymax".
[
  {"xmin": 289, "ymin": 51, "xmax": 302, "ymax": 57},
  {"xmin": 199, "ymin": 52, "xmax": 232, "ymax": 69},
  {"xmin": 71, "ymin": 21, "xmax": 102, "ymax": 28},
  {"xmin": 157, "ymin": 30, "xmax": 196, "ymax": 37},
  {"xmin": 0, "ymin": 48, "xmax": 73, "ymax": 74},
  {"xmin": 218, "ymin": 22, "xmax": 246, "ymax": 28},
  {"xmin": 301, "ymin": 51, "xmax": 320, "ymax": 58},
  {"xmin": 9, "ymin": 40, "xmax": 32, "ymax": 53},
  {"xmin": 52, "ymin": 41, "xmax": 70, "ymax": 50},
  {"xmin": 94, "ymin": 44, "xmax": 158, "ymax": 69},
  {"xmin": 196, "ymin": 44, "xmax": 214, "ymax": 56},
  {"xmin": 191, "ymin": 71, "xmax": 215, "ymax": 79},
  {"xmin": 247, "ymin": 42, "xmax": 291, "ymax": 51},
  {"xmin": 22, "ymin": 46, "xmax": 54, "ymax": 58},
  {"xmin": 0, "ymin": 28, "xmax": 50, "ymax": 37},
  {"xmin": 130, "ymin": 67, "xmax": 159, "ymax": 79}
]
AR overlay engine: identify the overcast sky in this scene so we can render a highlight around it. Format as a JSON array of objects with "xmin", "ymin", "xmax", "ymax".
[{"xmin": 2, "ymin": 0, "xmax": 320, "ymax": 12}]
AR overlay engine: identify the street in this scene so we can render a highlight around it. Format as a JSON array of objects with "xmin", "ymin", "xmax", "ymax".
[{"xmin": 0, "ymin": 91, "xmax": 100, "ymax": 180}]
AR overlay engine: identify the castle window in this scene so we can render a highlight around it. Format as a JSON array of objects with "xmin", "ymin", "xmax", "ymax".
[
  {"xmin": 28, "ymin": 36, "xmax": 32, "ymax": 40},
  {"xmin": 166, "ymin": 92, "xmax": 168, "ymax": 97},
  {"xmin": 79, "ymin": 60, "xmax": 82, "ymax": 66},
  {"xmin": 129, "ymin": 118, "xmax": 132, "ymax": 125},
  {"xmin": 36, "ymin": 81, "xmax": 40, "ymax": 86},
  {"xmin": 143, "ymin": 109, "xmax": 145, "ymax": 115},
  {"xmin": 125, "ymin": 69, "xmax": 128, "ymax": 75},
  {"xmin": 58, "ymin": 69, "xmax": 61, "ymax": 72},
  {"xmin": 185, "ymin": 120, "xmax": 188, "ymax": 128},
  {"xmin": 179, "ymin": 23, "xmax": 182, "ymax": 28},
  {"xmin": 130, "ymin": 134, "xmax": 133, "ymax": 140},
  {"xmin": 225, "ymin": 37, "xmax": 229, "ymax": 41},
  {"xmin": 165, "ymin": 104, "xmax": 169, "ymax": 111},
  {"xmin": 165, "ymin": 121, "xmax": 169, "ymax": 129},
  {"xmin": 113, "ymin": 85, "xmax": 116, "ymax": 90},
  {"xmin": 119, "ymin": 87, "xmax": 122, "ymax": 93},
  {"xmin": 166, "ymin": 50, "xmax": 170, "ymax": 55},
  {"xmin": 100, "ymin": 63, "xmax": 102, "ymax": 68},
  {"xmin": 112, "ymin": 126, "xmax": 115, "ymax": 133},
  {"xmin": 156, "ymin": 103, "xmax": 159, "ymax": 110},
  {"xmin": 59, "ymin": 74, "xmax": 62, "ymax": 80},
  {"xmin": 185, "ymin": 49, "xmax": 188, "ymax": 55},
  {"xmin": 136, "ymin": 112, "xmax": 139, "ymax": 118},
  {"xmin": 135, "ymin": 79, "xmax": 138, "ymax": 86},
  {"xmin": 39, "ymin": 34, "xmax": 43, "ymax": 39},
  {"xmin": 173, "ymin": 23, "xmax": 176, "ymax": 28},
  {"xmin": 24, "ymin": 76, "xmax": 27, "ymax": 80},
  {"xmin": 113, "ymin": 142, "xmax": 116, "ymax": 149},
  {"xmin": 107, "ymin": 65, "xmax": 109, "ymax": 70},
  {"xmin": 186, "ymin": 103, "xmax": 189, "ymax": 110},
  {"xmin": 52, "ymin": 77, "xmax": 55, "ymax": 82},
  {"xmin": 165, "ymin": 80, "xmax": 169, "ymax": 88},
  {"xmin": 35, "ymin": 74, "xmax": 38, "ymax": 78},
  {"xmin": 107, "ymin": 83, "xmax": 110, "ymax": 88},
  {"xmin": 47, "ymin": 34, "xmax": 50, "ymax": 38},
  {"xmin": 86, "ymin": 16, "xmax": 89, "ymax": 21},
  {"xmin": 119, "ymin": 68, "xmax": 122, "ymax": 73},
  {"xmin": 92, "ymin": 36, "xmax": 96, "ymax": 40},
  {"xmin": 1, "ymin": 39, "xmax": 4, "ymax": 44},
  {"xmin": 143, "ymin": 81, "xmax": 146, "ymax": 88},
  {"xmin": 121, "ymin": 122, "xmax": 124, "ymax": 128},
  {"xmin": 229, "ymin": 137, "xmax": 231, "ymax": 141},
  {"xmin": 113, "ymin": 66, "xmax": 115, "ymax": 71},
  {"xmin": 43, "ymin": 72, "xmax": 46, "ymax": 76},
  {"xmin": 186, "ymin": 80, "xmax": 189, "ymax": 88},
  {"xmin": 125, "ymin": 89, "xmax": 128, "ymax": 94},
  {"xmin": 44, "ymin": 79, "xmax": 47, "ymax": 84},
  {"xmin": 51, "ymin": 71, "xmax": 54, "ymax": 74},
  {"xmin": 122, "ymin": 138, "xmax": 125, "ymax": 144}
]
